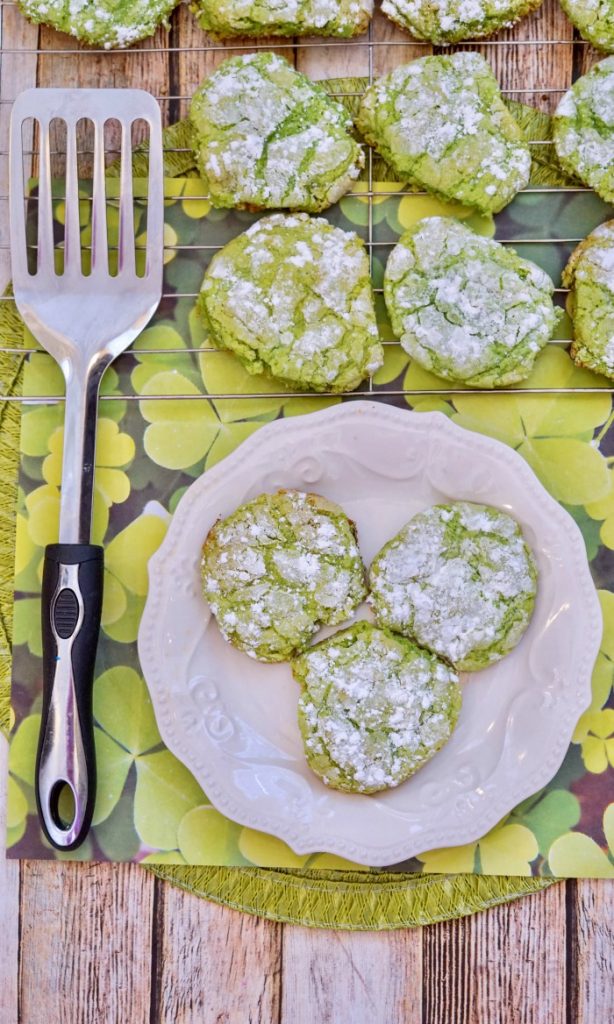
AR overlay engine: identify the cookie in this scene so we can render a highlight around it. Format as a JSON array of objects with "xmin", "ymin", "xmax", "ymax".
[
  {"xmin": 198, "ymin": 213, "xmax": 383, "ymax": 393},
  {"xmin": 384, "ymin": 216, "xmax": 559, "ymax": 388},
  {"xmin": 369, "ymin": 502, "xmax": 538, "ymax": 672},
  {"xmin": 554, "ymin": 57, "xmax": 614, "ymax": 204},
  {"xmin": 189, "ymin": 52, "xmax": 364, "ymax": 213},
  {"xmin": 381, "ymin": 0, "xmax": 544, "ymax": 45},
  {"xmin": 191, "ymin": 0, "xmax": 372, "ymax": 37},
  {"xmin": 293, "ymin": 621, "xmax": 461, "ymax": 794},
  {"xmin": 356, "ymin": 52, "xmax": 531, "ymax": 215},
  {"xmin": 560, "ymin": 0, "xmax": 614, "ymax": 54},
  {"xmin": 563, "ymin": 220, "xmax": 614, "ymax": 379},
  {"xmin": 17, "ymin": 0, "xmax": 179, "ymax": 48},
  {"xmin": 201, "ymin": 490, "xmax": 367, "ymax": 663}
]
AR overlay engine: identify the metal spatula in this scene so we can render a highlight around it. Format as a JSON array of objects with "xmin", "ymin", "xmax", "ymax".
[{"xmin": 9, "ymin": 89, "xmax": 163, "ymax": 850}]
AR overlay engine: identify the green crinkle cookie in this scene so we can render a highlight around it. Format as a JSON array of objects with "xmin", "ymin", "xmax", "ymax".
[
  {"xmin": 369, "ymin": 502, "xmax": 538, "ymax": 672},
  {"xmin": 189, "ymin": 52, "xmax": 364, "ymax": 213},
  {"xmin": 384, "ymin": 216, "xmax": 559, "ymax": 388},
  {"xmin": 191, "ymin": 0, "xmax": 372, "ymax": 37},
  {"xmin": 202, "ymin": 490, "xmax": 367, "ymax": 663},
  {"xmin": 560, "ymin": 0, "xmax": 614, "ymax": 53},
  {"xmin": 381, "ymin": 0, "xmax": 543, "ymax": 45},
  {"xmin": 554, "ymin": 58, "xmax": 614, "ymax": 203},
  {"xmin": 293, "ymin": 621, "xmax": 461, "ymax": 794},
  {"xmin": 198, "ymin": 212, "xmax": 383, "ymax": 393},
  {"xmin": 17, "ymin": 0, "xmax": 180, "ymax": 48},
  {"xmin": 356, "ymin": 52, "xmax": 531, "ymax": 215},
  {"xmin": 563, "ymin": 219, "xmax": 614, "ymax": 379}
]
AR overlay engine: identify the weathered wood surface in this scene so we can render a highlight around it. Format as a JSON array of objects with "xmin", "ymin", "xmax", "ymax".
[
  {"xmin": 154, "ymin": 884, "xmax": 283, "ymax": 1023},
  {"xmin": 2, "ymin": 843, "xmax": 613, "ymax": 1024},
  {"xmin": 422, "ymin": 883, "xmax": 568, "ymax": 1023},
  {"xmin": 465, "ymin": 3, "xmax": 574, "ymax": 110},
  {"xmin": 19, "ymin": 862, "xmax": 155, "ymax": 1024},
  {"xmin": 0, "ymin": 742, "xmax": 19, "ymax": 1024},
  {"xmin": 0, "ymin": 2, "xmax": 613, "ymax": 1022},
  {"xmin": 281, "ymin": 923, "xmax": 423, "ymax": 1023},
  {"xmin": 572, "ymin": 879, "xmax": 614, "ymax": 1023},
  {"xmin": 0, "ymin": 4, "xmax": 38, "ymax": 287}
]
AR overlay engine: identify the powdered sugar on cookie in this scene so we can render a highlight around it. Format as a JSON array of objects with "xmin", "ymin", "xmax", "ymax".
[
  {"xmin": 293, "ymin": 621, "xmax": 461, "ymax": 793},
  {"xmin": 370, "ymin": 501, "xmax": 538, "ymax": 671}
]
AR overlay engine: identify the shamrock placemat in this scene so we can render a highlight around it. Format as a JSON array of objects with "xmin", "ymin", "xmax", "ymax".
[{"xmin": 4, "ymin": 177, "xmax": 614, "ymax": 876}]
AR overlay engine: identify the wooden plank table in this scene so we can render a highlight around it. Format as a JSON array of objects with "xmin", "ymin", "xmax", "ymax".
[{"xmin": 0, "ymin": 2, "xmax": 613, "ymax": 1019}]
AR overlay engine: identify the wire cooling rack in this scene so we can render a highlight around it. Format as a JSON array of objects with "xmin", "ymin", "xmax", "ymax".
[{"xmin": 0, "ymin": 0, "xmax": 612, "ymax": 399}]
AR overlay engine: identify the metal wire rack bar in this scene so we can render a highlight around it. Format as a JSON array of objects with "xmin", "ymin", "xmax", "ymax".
[
  {"xmin": 0, "ymin": 239, "xmax": 590, "ymax": 253},
  {"xmin": 2, "ymin": 187, "xmax": 593, "ymax": 200},
  {"xmin": 0, "ymin": 87, "xmax": 574, "ymax": 105},
  {"xmin": 1, "ymin": 388, "xmax": 612, "ymax": 404},
  {"xmin": 0, "ymin": 141, "xmax": 562, "ymax": 158},
  {"xmin": 0, "ymin": 338, "xmax": 577, "ymax": 355},
  {"xmin": 0, "ymin": 39, "xmax": 593, "ymax": 54},
  {"xmin": 0, "ymin": 286, "xmax": 575, "ymax": 301},
  {"xmin": 0, "ymin": 3, "xmax": 609, "ymax": 403}
]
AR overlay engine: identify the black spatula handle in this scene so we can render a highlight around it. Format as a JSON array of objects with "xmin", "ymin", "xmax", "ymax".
[{"xmin": 36, "ymin": 543, "xmax": 103, "ymax": 851}]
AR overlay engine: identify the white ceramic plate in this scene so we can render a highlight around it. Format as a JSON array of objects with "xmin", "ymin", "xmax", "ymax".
[{"xmin": 138, "ymin": 402, "xmax": 602, "ymax": 866}]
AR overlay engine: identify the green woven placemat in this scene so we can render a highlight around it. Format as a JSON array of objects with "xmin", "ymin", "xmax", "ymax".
[{"xmin": 0, "ymin": 83, "xmax": 557, "ymax": 926}]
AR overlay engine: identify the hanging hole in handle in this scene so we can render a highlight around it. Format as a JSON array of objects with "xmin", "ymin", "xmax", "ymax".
[{"xmin": 49, "ymin": 779, "xmax": 77, "ymax": 831}]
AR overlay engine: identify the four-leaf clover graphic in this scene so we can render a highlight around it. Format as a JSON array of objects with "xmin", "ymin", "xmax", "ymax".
[
  {"xmin": 549, "ymin": 804, "xmax": 614, "ymax": 877},
  {"xmin": 417, "ymin": 821, "xmax": 539, "ymax": 876},
  {"xmin": 573, "ymin": 710, "xmax": 614, "ymax": 774}
]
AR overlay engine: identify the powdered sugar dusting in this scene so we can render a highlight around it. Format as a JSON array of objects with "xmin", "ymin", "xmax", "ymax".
[
  {"xmin": 564, "ymin": 219, "xmax": 614, "ymax": 377},
  {"xmin": 200, "ymin": 212, "xmax": 383, "ymax": 392},
  {"xmin": 202, "ymin": 490, "xmax": 367, "ymax": 662},
  {"xmin": 294, "ymin": 621, "xmax": 461, "ymax": 793},
  {"xmin": 193, "ymin": 0, "xmax": 373, "ymax": 37},
  {"xmin": 381, "ymin": 0, "xmax": 541, "ymax": 44},
  {"xmin": 190, "ymin": 52, "xmax": 364, "ymax": 213},
  {"xmin": 384, "ymin": 216, "xmax": 558, "ymax": 388},
  {"xmin": 18, "ymin": 0, "xmax": 178, "ymax": 47},
  {"xmin": 357, "ymin": 53, "xmax": 530, "ymax": 215},
  {"xmin": 370, "ymin": 501, "xmax": 538, "ymax": 671},
  {"xmin": 560, "ymin": 0, "xmax": 614, "ymax": 58},
  {"xmin": 554, "ymin": 57, "xmax": 614, "ymax": 204}
]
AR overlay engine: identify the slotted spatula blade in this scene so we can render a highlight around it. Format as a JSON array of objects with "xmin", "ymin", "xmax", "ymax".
[{"xmin": 9, "ymin": 88, "xmax": 163, "ymax": 850}]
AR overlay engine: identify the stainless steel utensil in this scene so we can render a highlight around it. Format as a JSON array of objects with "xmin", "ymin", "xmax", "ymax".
[{"xmin": 9, "ymin": 88, "xmax": 163, "ymax": 850}]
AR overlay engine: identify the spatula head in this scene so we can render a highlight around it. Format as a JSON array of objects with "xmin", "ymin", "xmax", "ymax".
[{"xmin": 9, "ymin": 88, "xmax": 164, "ymax": 368}]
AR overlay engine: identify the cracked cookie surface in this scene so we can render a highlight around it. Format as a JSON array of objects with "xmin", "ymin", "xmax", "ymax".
[
  {"xmin": 293, "ymin": 621, "xmax": 461, "ymax": 794},
  {"xmin": 560, "ymin": 0, "xmax": 614, "ymax": 53},
  {"xmin": 370, "ymin": 501, "xmax": 538, "ymax": 672},
  {"xmin": 381, "ymin": 0, "xmax": 543, "ymax": 45},
  {"xmin": 189, "ymin": 52, "xmax": 364, "ymax": 213},
  {"xmin": 563, "ymin": 220, "xmax": 614, "ymax": 379},
  {"xmin": 554, "ymin": 57, "xmax": 614, "ymax": 203},
  {"xmin": 17, "ymin": 0, "xmax": 179, "ymax": 48},
  {"xmin": 191, "ymin": 0, "xmax": 372, "ymax": 36},
  {"xmin": 384, "ymin": 216, "xmax": 559, "ymax": 389},
  {"xmin": 356, "ymin": 53, "xmax": 530, "ymax": 215},
  {"xmin": 202, "ymin": 490, "xmax": 367, "ymax": 663},
  {"xmin": 198, "ymin": 212, "xmax": 383, "ymax": 393}
]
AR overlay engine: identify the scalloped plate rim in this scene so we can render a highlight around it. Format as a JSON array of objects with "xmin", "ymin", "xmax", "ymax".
[{"xmin": 138, "ymin": 401, "xmax": 602, "ymax": 867}]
